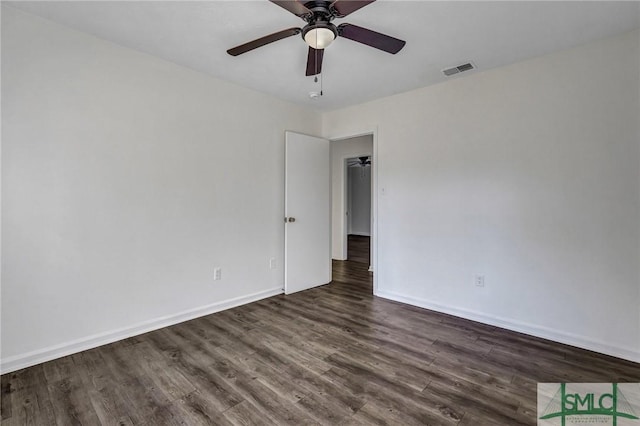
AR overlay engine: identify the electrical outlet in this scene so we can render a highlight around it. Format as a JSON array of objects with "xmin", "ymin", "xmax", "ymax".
[
  {"xmin": 214, "ymin": 267, "xmax": 222, "ymax": 281},
  {"xmin": 474, "ymin": 275, "xmax": 485, "ymax": 287},
  {"xmin": 269, "ymin": 257, "xmax": 277, "ymax": 270}
]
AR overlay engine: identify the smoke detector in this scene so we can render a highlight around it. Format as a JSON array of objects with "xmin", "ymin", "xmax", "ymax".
[{"xmin": 442, "ymin": 61, "xmax": 476, "ymax": 77}]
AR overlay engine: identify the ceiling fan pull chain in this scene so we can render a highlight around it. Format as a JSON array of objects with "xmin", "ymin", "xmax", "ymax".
[{"xmin": 320, "ymin": 67, "xmax": 324, "ymax": 96}]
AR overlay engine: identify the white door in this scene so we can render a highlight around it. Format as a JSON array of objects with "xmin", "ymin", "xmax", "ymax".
[{"xmin": 284, "ymin": 131, "xmax": 331, "ymax": 294}]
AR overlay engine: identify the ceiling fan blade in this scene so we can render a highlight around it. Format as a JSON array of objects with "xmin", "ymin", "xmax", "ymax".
[
  {"xmin": 337, "ymin": 23, "xmax": 405, "ymax": 54},
  {"xmin": 331, "ymin": 0, "xmax": 375, "ymax": 18},
  {"xmin": 269, "ymin": 0, "xmax": 312, "ymax": 17},
  {"xmin": 227, "ymin": 27, "xmax": 301, "ymax": 56},
  {"xmin": 305, "ymin": 47, "xmax": 324, "ymax": 76}
]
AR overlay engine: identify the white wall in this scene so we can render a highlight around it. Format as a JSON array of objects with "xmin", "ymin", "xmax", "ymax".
[
  {"xmin": 348, "ymin": 165, "xmax": 371, "ymax": 236},
  {"xmin": 330, "ymin": 135, "xmax": 373, "ymax": 259},
  {"xmin": 324, "ymin": 30, "xmax": 640, "ymax": 362},
  {"xmin": 1, "ymin": 7, "xmax": 320, "ymax": 372}
]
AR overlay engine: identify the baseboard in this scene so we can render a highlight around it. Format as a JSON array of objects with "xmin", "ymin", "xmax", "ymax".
[
  {"xmin": 1, "ymin": 287, "xmax": 283, "ymax": 374},
  {"xmin": 376, "ymin": 290, "xmax": 640, "ymax": 364}
]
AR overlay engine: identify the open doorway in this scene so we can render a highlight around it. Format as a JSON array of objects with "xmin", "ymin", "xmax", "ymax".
[
  {"xmin": 346, "ymin": 156, "xmax": 372, "ymax": 265},
  {"xmin": 330, "ymin": 134, "xmax": 373, "ymax": 272}
]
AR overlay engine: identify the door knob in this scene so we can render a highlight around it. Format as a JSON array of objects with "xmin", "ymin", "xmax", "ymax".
[{"xmin": 285, "ymin": 217, "xmax": 296, "ymax": 223}]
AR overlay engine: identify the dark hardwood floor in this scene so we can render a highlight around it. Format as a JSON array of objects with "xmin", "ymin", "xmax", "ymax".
[
  {"xmin": 2, "ymin": 260, "xmax": 639, "ymax": 425},
  {"xmin": 347, "ymin": 235, "xmax": 370, "ymax": 265}
]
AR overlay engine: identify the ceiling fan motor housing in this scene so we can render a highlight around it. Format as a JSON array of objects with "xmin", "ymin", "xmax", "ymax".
[{"xmin": 302, "ymin": 1, "xmax": 336, "ymax": 21}]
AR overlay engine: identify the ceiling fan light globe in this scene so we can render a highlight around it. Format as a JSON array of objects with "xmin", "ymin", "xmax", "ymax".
[{"xmin": 304, "ymin": 27, "xmax": 335, "ymax": 49}]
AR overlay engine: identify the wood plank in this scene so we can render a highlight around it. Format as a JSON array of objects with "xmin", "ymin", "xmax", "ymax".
[
  {"xmin": 222, "ymin": 400, "xmax": 279, "ymax": 426},
  {"xmin": 175, "ymin": 391, "xmax": 235, "ymax": 426},
  {"xmin": 323, "ymin": 358, "xmax": 463, "ymax": 424}
]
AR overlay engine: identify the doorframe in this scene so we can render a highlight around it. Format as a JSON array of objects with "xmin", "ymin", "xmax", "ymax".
[{"xmin": 329, "ymin": 127, "xmax": 379, "ymax": 295}]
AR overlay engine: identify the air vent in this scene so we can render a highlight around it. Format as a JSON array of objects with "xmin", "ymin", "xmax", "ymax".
[{"xmin": 442, "ymin": 62, "xmax": 476, "ymax": 77}]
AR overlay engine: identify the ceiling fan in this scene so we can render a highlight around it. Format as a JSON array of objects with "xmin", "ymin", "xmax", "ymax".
[
  {"xmin": 227, "ymin": 0, "xmax": 406, "ymax": 76},
  {"xmin": 348, "ymin": 156, "xmax": 371, "ymax": 167}
]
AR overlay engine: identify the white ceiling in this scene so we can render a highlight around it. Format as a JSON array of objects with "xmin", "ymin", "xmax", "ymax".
[{"xmin": 7, "ymin": 1, "xmax": 640, "ymax": 111}]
